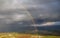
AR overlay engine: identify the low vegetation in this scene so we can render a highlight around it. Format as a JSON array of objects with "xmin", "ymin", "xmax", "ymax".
[{"xmin": 0, "ymin": 32, "xmax": 60, "ymax": 38}]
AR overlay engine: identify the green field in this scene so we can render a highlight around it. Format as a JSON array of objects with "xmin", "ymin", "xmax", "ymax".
[{"xmin": 43, "ymin": 36, "xmax": 60, "ymax": 38}]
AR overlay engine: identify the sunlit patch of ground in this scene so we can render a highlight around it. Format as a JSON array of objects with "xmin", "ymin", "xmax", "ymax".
[
  {"xmin": 0, "ymin": 33, "xmax": 60, "ymax": 38},
  {"xmin": 0, "ymin": 32, "xmax": 43, "ymax": 38}
]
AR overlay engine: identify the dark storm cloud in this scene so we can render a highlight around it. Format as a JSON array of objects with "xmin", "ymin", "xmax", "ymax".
[
  {"xmin": 24, "ymin": 0, "xmax": 60, "ymax": 18},
  {"xmin": 0, "ymin": 0, "xmax": 59, "ymax": 32}
]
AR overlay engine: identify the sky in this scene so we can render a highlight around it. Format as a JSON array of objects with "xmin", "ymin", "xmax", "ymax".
[{"xmin": 0, "ymin": 0, "xmax": 60, "ymax": 32}]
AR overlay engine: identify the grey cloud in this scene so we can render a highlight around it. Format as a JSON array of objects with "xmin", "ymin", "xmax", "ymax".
[{"xmin": 0, "ymin": 0, "xmax": 59, "ymax": 32}]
